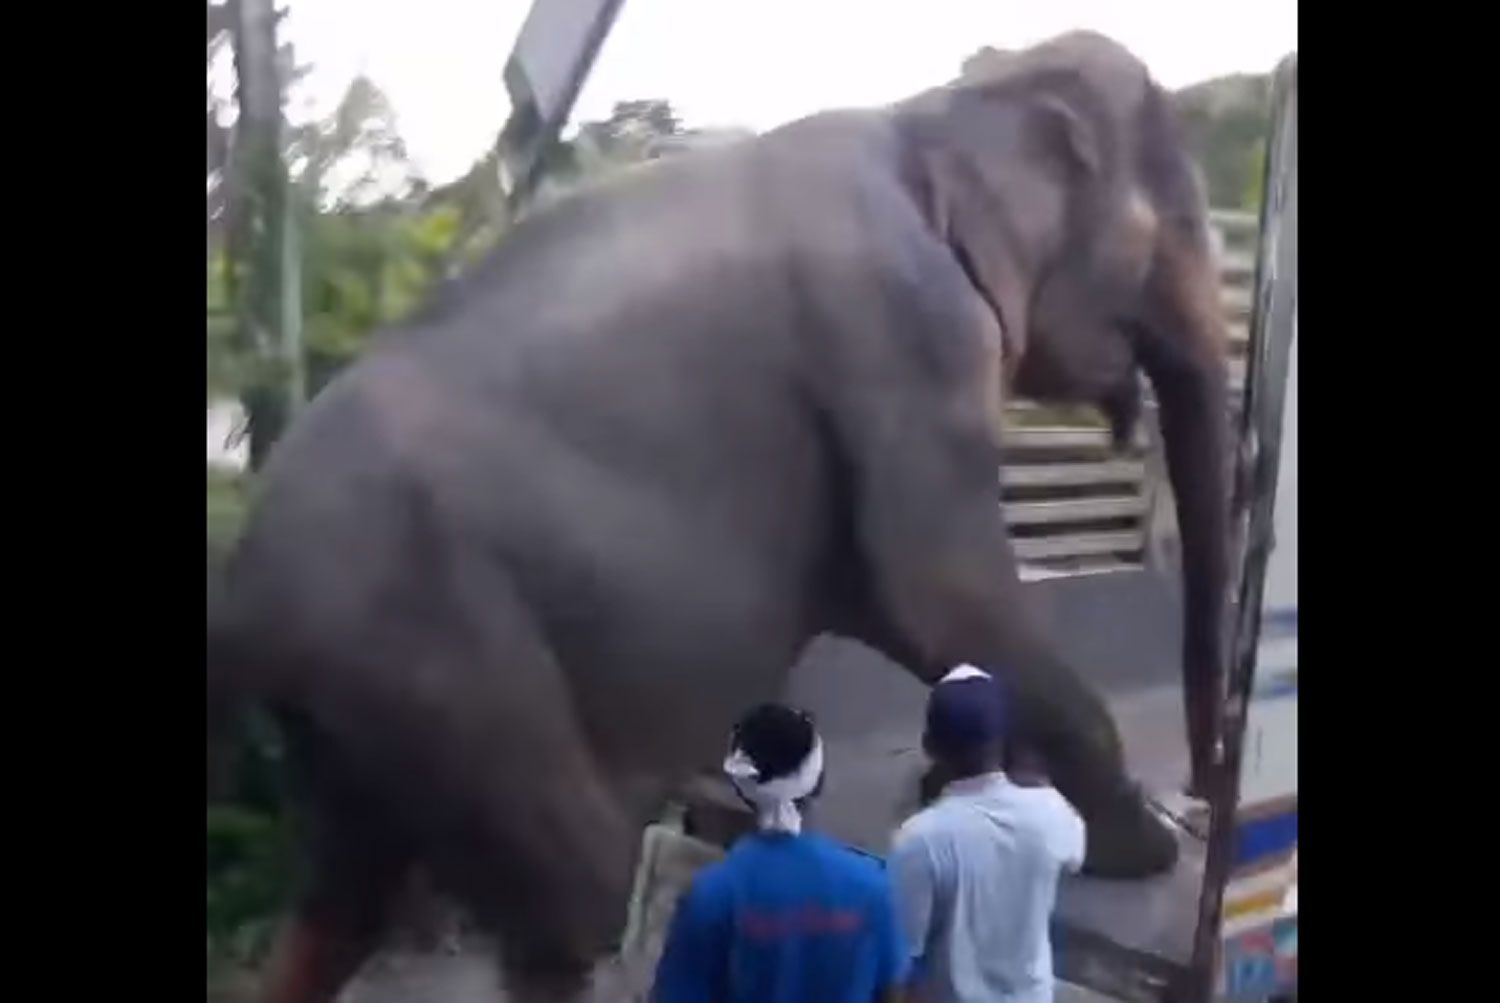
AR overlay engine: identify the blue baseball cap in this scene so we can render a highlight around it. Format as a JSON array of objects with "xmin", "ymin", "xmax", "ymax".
[{"xmin": 924, "ymin": 665, "xmax": 1007, "ymax": 757}]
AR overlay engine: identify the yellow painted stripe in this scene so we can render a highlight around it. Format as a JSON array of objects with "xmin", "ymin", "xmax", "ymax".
[
  {"xmin": 1225, "ymin": 887, "xmax": 1287, "ymax": 921},
  {"xmin": 1225, "ymin": 862, "xmax": 1292, "ymax": 901}
]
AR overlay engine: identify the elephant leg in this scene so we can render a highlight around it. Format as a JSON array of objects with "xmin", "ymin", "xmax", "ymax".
[
  {"xmin": 1000, "ymin": 643, "xmax": 1177, "ymax": 877},
  {"xmin": 920, "ymin": 621, "xmax": 1172, "ymax": 877},
  {"xmin": 836, "ymin": 590, "xmax": 1174, "ymax": 876},
  {"xmin": 361, "ymin": 563, "xmax": 639, "ymax": 1002},
  {"xmin": 258, "ymin": 737, "xmax": 413, "ymax": 1003}
]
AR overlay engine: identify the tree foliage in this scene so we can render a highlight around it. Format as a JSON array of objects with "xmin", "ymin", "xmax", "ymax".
[
  {"xmin": 1170, "ymin": 73, "xmax": 1273, "ymax": 211},
  {"xmin": 285, "ymin": 77, "xmax": 472, "ymax": 390},
  {"xmin": 208, "ymin": 85, "xmax": 695, "ymax": 426},
  {"xmin": 529, "ymin": 99, "xmax": 688, "ymax": 206}
]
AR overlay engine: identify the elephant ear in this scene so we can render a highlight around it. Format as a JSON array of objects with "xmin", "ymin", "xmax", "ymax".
[
  {"xmin": 910, "ymin": 86, "xmax": 1111, "ymax": 369},
  {"xmin": 958, "ymin": 31, "xmax": 1153, "ymax": 128},
  {"xmin": 949, "ymin": 36, "xmax": 1166, "ymax": 298},
  {"xmin": 1028, "ymin": 93, "xmax": 1103, "ymax": 177}
]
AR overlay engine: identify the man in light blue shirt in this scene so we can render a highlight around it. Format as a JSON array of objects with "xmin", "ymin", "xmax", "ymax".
[{"xmin": 890, "ymin": 665, "xmax": 1085, "ymax": 1003}]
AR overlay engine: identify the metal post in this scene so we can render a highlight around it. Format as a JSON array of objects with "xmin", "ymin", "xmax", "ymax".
[
  {"xmin": 1183, "ymin": 51, "xmax": 1297, "ymax": 1003},
  {"xmin": 281, "ymin": 176, "xmax": 304, "ymax": 407},
  {"xmin": 229, "ymin": 0, "xmax": 303, "ymax": 462},
  {"xmin": 496, "ymin": 0, "xmax": 629, "ymax": 213}
]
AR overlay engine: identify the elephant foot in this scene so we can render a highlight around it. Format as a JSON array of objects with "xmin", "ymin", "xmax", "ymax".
[{"xmin": 1079, "ymin": 782, "xmax": 1179, "ymax": 879}]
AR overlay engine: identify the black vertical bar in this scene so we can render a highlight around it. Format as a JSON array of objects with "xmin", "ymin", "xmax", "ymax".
[{"xmin": 1181, "ymin": 52, "xmax": 1297, "ymax": 1003}]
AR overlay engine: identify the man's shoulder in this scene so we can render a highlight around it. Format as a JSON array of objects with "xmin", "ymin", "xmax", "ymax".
[
  {"xmin": 682, "ymin": 853, "xmax": 738, "ymax": 907},
  {"xmin": 892, "ymin": 802, "xmax": 950, "ymax": 854},
  {"xmin": 901, "ymin": 780, "xmax": 1077, "ymax": 836},
  {"xmin": 1007, "ymin": 784, "xmax": 1083, "ymax": 826},
  {"xmin": 1003, "ymin": 785, "xmax": 1085, "ymax": 862}
]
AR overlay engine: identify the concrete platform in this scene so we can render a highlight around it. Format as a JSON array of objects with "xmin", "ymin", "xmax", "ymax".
[{"xmin": 1058, "ymin": 982, "xmax": 1128, "ymax": 1003}]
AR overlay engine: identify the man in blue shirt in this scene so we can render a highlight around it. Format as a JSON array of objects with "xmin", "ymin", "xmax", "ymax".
[
  {"xmin": 890, "ymin": 666, "xmax": 1086, "ymax": 1003},
  {"xmin": 653, "ymin": 703, "xmax": 909, "ymax": 1003}
]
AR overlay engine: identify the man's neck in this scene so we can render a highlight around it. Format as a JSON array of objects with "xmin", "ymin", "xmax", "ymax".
[{"xmin": 943, "ymin": 767, "xmax": 1007, "ymax": 794}]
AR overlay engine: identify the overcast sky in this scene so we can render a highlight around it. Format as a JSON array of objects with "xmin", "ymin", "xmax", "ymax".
[{"xmin": 283, "ymin": 0, "xmax": 1298, "ymax": 185}]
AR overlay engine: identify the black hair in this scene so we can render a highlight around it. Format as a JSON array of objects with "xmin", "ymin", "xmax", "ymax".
[{"xmin": 731, "ymin": 703, "xmax": 816, "ymax": 782}]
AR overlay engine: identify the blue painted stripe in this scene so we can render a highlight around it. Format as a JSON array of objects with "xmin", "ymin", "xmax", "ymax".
[
  {"xmin": 1252, "ymin": 669, "xmax": 1298, "ymax": 700},
  {"xmin": 1233, "ymin": 809, "xmax": 1298, "ymax": 869},
  {"xmin": 1260, "ymin": 607, "xmax": 1297, "ymax": 641}
]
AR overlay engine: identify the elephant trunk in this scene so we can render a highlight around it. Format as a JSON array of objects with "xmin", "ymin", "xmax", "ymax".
[{"xmin": 1137, "ymin": 234, "xmax": 1232, "ymax": 799}]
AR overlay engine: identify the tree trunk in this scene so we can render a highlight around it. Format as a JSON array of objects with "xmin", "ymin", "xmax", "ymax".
[{"xmin": 226, "ymin": 0, "xmax": 299, "ymax": 470}]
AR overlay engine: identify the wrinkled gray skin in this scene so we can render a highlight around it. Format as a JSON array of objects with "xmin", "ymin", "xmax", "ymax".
[{"xmin": 208, "ymin": 32, "xmax": 1229, "ymax": 1003}]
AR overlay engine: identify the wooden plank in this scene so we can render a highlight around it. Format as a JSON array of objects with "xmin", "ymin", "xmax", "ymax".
[
  {"xmin": 1013, "ymin": 531, "xmax": 1146, "ymax": 560},
  {"xmin": 1005, "ymin": 496, "xmax": 1149, "ymax": 525},
  {"xmin": 1019, "ymin": 559, "xmax": 1143, "ymax": 580},
  {"xmin": 1002, "ymin": 459, "xmax": 1147, "ymax": 488},
  {"xmin": 1005, "ymin": 424, "xmax": 1150, "ymax": 451},
  {"xmin": 1005, "ymin": 426, "xmax": 1113, "ymax": 450},
  {"xmin": 1210, "ymin": 209, "xmax": 1259, "ymax": 234},
  {"xmin": 1223, "ymin": 285, "xmax": 1253, "ymax": 317},
  {"xmin": 1220, "ymin": 250, "xmax": 1256, "ymax": 279}
]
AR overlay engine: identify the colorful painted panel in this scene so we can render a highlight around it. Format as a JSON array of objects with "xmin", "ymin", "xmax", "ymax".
[
  {"xmin": 1217, "ymin": 59, "xmax": 1296, "ymax": 996},
  {"xmin": 1220, "ymin": 813, "xmax": 1296, "ymax": 941},
  {"xmin": 1218, "ymin": 916, "xmax": 1297, "ymax": 999}
]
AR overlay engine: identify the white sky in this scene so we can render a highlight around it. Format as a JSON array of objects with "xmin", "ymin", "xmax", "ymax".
[{"xmin": 284, "ymin": 0, "xmax": 1297, "ymax": 186}]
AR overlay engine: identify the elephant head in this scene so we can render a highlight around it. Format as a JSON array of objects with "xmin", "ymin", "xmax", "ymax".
[{"xmin": 900, "ymin": 32, "xmax": 1231, "ymax": 795}]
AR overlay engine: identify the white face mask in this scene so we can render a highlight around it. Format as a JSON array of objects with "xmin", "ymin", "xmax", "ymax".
[{"xmin": 723, "ymin": 738, "xmax": 825, "ymax": 835}]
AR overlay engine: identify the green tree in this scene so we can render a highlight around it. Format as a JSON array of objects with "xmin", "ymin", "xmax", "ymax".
[
  {"xmin": 286, "ymin": 76, "xmax": 470, "ymax": 390},
  {"xmin": 211, "ymin": 0, "xmax": 302, "ymax": 470},
  {"xmin": 209, "ymin": 67, "xmax": 481, "ymax": 412},
  {"xmin": 519, "ymin": 98, "xmax": 690, "ymax": 210},
  {"xmin": 577, "ymin": 98, "xmax": 684, "ymax": 161},
  {"xmin": 1242, "ymin": 136, "xmax": 1268, "ymax": 212},
  {"xmin": 1170, "ymin": 74, "xmax": 1272, "ymax": 210}
]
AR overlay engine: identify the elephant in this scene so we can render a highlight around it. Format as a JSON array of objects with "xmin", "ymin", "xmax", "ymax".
[{"xmin": 206, "ymin": 30, "xmax": 1230, "ymax": 1003}]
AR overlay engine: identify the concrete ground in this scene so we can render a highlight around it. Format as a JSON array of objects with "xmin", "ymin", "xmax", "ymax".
[
  {"xmin": 1058, "ymin": 984, "xmax": 1125, "ymax": 1003},
  {"xmin": 336, "ymin": 951, "xmax": 1123, "ymax": 1002}
]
